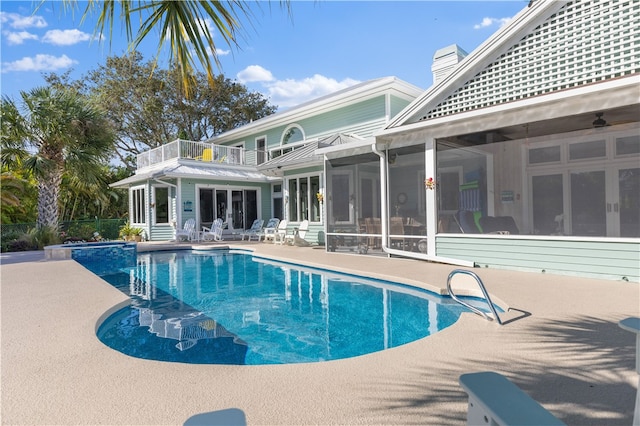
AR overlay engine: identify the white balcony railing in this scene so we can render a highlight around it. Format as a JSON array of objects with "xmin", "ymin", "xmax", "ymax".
[{"xmin": 136, "ymin": 139, "xmax": 267, "ymax": 170}]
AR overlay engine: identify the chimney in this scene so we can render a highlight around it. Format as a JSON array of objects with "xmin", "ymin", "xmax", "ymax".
[{"xmin": 431, "ymin": 44, "xmax": 468, "ymax": 85}]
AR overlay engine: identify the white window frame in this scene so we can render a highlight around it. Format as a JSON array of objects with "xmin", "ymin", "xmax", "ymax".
[
  {"xmin": 286, "ymin": 173, "xmax": 323, "ymax": 224},
  {"xmin": 130, "ymin": 184, "xmax": 147, "ymax": 226},
  {"xmin": 152, "ymin": 185, "xmax": 172, "ymax": 225}
]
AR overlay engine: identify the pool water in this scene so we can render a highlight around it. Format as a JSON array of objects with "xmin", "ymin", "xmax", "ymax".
[{"xmin": 90, "ymin": 250, "xmax": 469, "ymax": 365}]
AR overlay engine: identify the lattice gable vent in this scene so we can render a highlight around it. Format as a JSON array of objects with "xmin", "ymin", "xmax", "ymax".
[{"xmin": 418, "ymin": 0, "xmax": 639, "ymax": 122}]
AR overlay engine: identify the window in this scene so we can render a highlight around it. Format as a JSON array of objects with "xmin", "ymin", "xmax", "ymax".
[
  {"xmin": 287, "ymin": 175, "xmax": 321, "ymax": 223},
  {"xmin": 154, "ymin": 186, "xmax": 170, "ymax": 224},
  {"xmin": 272, "ymin": 184, "xmax": 283, "ymax": 219},
  {"xmin": 282, "ymin": 125, "xmax": 304, "ymax": 144},
  {"xmin": 131, "ymin": 186, "xmax": 146, "ymax": 224},
  {"xmin": 256, "ymin": 137, "xmax": 267, "ymax": 164},
  {"xmin": 528, "ymin": 145, "xmax": 561, "ymax": 164},
  {"xmin": 271, "ymin": 124, "xmax": 307, "ymax": 158},
  {"xmin": 569, "ymin": 140, "xmax": 606, "ymax": 161}
]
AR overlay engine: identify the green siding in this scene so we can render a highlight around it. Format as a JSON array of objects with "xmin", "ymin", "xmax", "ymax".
[
  {"xmin": 436, "ymin": 236, "xmax": 640, "ymax": 282},
  {"xmin": 284, "ymin": 166, "xmax": 322, "ymax": 176},
  {"xmin": 221, "ymin": 96, "xmax": 388, "ymax": 150},
  {"xmin": 150, "ymin": 225, "xmax": 174, "ymax": 241},
  {"xmin": 389, "ymin": 95, "xmax": 412, "ymax": 117}
]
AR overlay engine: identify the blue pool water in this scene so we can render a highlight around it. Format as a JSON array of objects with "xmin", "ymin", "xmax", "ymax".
[{"xmin": 86, "ymin": 249, "xmax": 470, "ymax": 365}]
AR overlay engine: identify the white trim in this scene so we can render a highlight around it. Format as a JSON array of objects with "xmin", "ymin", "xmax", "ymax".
[
  {"xmin": 378, "ymin": 75, "xmax": 640, "ymax": 139},
  {"xmin": 208, "ymin": 77, "xmax": 423, "ymax": 143}
]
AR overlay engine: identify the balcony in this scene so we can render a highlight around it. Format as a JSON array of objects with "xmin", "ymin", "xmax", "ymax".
[{"xmin": 136, "ymin": 139, "xmax": 268, "ymax": 170}]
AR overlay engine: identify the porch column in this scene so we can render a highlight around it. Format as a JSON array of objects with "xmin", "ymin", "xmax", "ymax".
[{"xmin": 425, "ymin": 137, "xmax": 437, "ymax": 255}]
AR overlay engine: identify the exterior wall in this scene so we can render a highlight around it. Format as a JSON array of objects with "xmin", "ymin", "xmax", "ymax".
[
  {"xmin": 389, "ymin": 95, "xmax": 412, "ymax": 118},
  {"xmin": 220, "ymin": 96, "xmax": 390, "ymax": 151},
  {"xmin": 436, "ymin": 236, "xmax": 640, "ymax": 282}
]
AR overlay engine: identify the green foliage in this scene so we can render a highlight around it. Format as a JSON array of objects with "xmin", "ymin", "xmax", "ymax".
[
  {"xmin": 78, "ymin": 52, "xmax": 277, "ymax": 170},
  {"xmin": 57, "ymin": 1, "xmax": 288, "ymax": 97},
  {"xmin": 24, "ymin": 226, "xmax": 61, "ymax": 250},
  {"xmin": 0, "ymin": 229, "xmax": 26, "ymax": 252},
  {"xmin": 65, "ymin": 223, "xmax": 97, "ymax": 240},
  {"xmin": 1, "ymin": 85, "xmax": 116, "ymax": 228}
]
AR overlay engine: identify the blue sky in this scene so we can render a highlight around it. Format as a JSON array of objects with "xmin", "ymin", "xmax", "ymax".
[{"xmin": 1, "ymin": 1, "xmax": 526, "ymax": 109}]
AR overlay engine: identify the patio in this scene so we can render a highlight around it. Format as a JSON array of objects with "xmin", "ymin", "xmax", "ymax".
[{"xmin": 1, "ymin": 242, "xmax": 638, "ymax": 425}]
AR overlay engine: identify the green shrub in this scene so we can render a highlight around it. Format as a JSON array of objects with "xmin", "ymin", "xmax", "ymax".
[
  {"xmin": 66, "ymin": 223, "xmax": 96, "ymax": 241},
  {"xmin": 24, "ymin": 226, "xmax": 61, "ymax": 250},
  {"xmin": 7, "ymin": 239, "xmax": 36, "ymax": 252}
]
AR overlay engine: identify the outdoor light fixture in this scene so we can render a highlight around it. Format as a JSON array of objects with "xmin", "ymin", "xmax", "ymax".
[{"xmin": 593, "ymin": 112, "xmax": 608, "ymax": 128}]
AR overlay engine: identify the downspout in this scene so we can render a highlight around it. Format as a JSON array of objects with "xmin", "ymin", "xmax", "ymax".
[{"xmin": 371, "ymin": 142, "xmax": 473, "ymax": 267}]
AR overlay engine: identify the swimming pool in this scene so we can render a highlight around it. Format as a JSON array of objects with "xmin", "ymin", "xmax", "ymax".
[{"xmin": 87, "ymin": 249, "xmax": 471, "ymax": 365}]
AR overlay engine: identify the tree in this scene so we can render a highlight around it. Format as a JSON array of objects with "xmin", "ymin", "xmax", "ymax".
[
  {"xmin": 54, "ymin": 0, "xmax": 290, "ymax": 96},
  {"xmin": 1, "ymin": 87, "xmax": 115, "ymax": 228},
  {"xmin": 81, "ymin": 52, "xmax": 277, "ymax": 170}
]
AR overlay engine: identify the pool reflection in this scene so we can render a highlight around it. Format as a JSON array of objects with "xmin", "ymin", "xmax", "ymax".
[{"xmin": 93, "ymin": 250, "xmax": 465, "ymax": 365}]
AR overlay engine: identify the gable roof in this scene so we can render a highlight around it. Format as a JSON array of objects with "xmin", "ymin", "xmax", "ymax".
[
  {"xmin": 210, "ymin": 77, "xmax": 423, "ymax": 144},
  {"xmin": 384, "ymin": 0, "xmax": 639, "ymax": 131}
]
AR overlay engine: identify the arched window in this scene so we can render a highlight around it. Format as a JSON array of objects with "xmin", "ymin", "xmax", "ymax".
[{"xmin": 281, "ymin": 124, "xmax": 305, "ymax": 145}]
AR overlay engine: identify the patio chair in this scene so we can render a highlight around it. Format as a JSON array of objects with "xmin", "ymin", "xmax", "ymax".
[
  {"xmin": 240, "ymin": 219, "xmax": 264, "ymax": 241},
  {"xmin": 196, "ymin": 148, "xmax": 213, "ymax": 162},
  {"xmin": 284, "ymin": 220, "xmax": 310, "ymax": 246},
  {"xmin": 454, "ymin": 210, "xmax": 482, "ymax": 233},
  {"xmin": 201, "ymin": 218, "xmax": 224, "ymax": 242},
  {"xmin": 268, "ymin": 220, "xmax": 289, "ymax": 244},
  {"xmin": 175, "ymin": 218, "xmax": 196, "ymax": 241},
  {"xmin": 389, "ymin": 216, "xmax": 405, "ymax": 249},
  {"xmin": 256, "ymin": 218, "xmax": 280, "ymax": 242}
]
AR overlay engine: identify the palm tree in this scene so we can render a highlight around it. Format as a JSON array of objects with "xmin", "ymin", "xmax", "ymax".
[
  {"xmin": 1, "ymin": 87, "xmax": 114, "ymax": 229},
  {"xmin": 57, "ymin": 0, "xmax": 290, "ymax": 97}
]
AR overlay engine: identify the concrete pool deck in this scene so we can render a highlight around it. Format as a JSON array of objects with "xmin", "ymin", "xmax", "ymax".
[{"xmin": 1, "ymin": 241, "xmax": 638, "ymax": 425}]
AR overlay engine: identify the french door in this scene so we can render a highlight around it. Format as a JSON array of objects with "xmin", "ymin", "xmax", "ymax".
[
  {"xmin": 531, "ymin": 164, "xmax": 639, "ymax": 237},
  {"xmin": 198, "ymin": 187, "xmax": 258, "ymax": 231}
]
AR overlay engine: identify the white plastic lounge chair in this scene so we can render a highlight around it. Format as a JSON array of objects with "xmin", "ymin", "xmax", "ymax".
[
  {"xmin": 268, "ymin": 220, "xmax": 288, "ymax": 244},
  {"xmin": 201, "ymin": 218, "xmax": 224, "ymax": 242},
  {"xmin": 256, "ymin": 218, "xmax": 280, "ymax": 242},
  {"xmin": 175, "ymin": 218, "xmax": 196, "ymax": 241},
  {"xmin": 240, "ymin": 219, "xmax": 264, "ymax": 241},
  {"xmin": 284, "ymin": 220, "xmax": 309, "ymax": 246}
]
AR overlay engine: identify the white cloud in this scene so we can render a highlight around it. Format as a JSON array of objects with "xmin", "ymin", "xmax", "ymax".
[
  {"xmin": 4, "ymin": 30, "xmax": 38, "ymax": 45},
  {"xmin": 237, "ymin": 65, "xmax": 274, "ymax": 83},
  {"xmin": 205, "ymin": 46, "xmax": 231, "ymax": 57},
  {"xmin": 239, "ymin": 68, "xmax": 361, "ymax": 108},
  {"xmin": 2, "ymin": 54, "xmax": 77, "ymax": 73},
  {"xmin": 0, "ymin": 12, "xmax": 47, "ymax": 29},
  {"xmin": 474, "ymin": 17, "xmax": 512, "ymax": 30},
  {"xmin": 42, "ymin": 29, "xmax": 91, "ymax": 46}
]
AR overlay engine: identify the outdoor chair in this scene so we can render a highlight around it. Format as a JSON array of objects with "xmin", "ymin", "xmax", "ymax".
[
  {"xmin": 201, "ymin": 218, "xmax": 224, "ymax": 242},
  {"xmin": 268, "ymin": 220, "xmax": 289, "ymax": 244},
  {"xmin": 256, "ymin": 218, "xmax": 280, "ymax": 242},
  {"xmin": 175, "ymin": 218, "xmax": 196, "ymax": 241},
  {"xmin": 454, "ymin": 210, "xmax": 482, "ymax": 233},
  {"xmin": 389, "ymin": 216, "xmax": 405, "ymax": 249},
  {"xmin": 240, "ymin": 219, "xmax": 265, "ymax": 241},
  {"xmin": 284, "ymin": 220, "xmax": 310, "ymax": 246}
]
